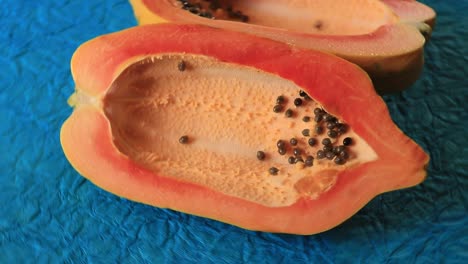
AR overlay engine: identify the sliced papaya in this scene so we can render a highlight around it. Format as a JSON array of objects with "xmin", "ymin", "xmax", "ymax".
[
  {"xmin": 61, "ymin": 24, "xmax": 429, "ymax": 235},
  {"xmin": 129, "ymin": 0, "xmax": 436, "ymax": 94}
]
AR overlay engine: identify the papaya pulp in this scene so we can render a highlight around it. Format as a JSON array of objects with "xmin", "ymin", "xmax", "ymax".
[
  {"xmin": 61, "ymin": 24, "xmax": 429, "ymax": 235},
  {"xmin": 129, "ymin": 0, "xmax": 436, "ymax": 93}
]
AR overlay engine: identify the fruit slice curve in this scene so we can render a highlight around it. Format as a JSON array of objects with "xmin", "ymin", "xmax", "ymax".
[
  {"xmin": 61, "ymin": 24, "xmax": 429, "ymax": 235},
  {"xmin": 129, "ymin": 0, "xmax": 435, "ymax": 93}
]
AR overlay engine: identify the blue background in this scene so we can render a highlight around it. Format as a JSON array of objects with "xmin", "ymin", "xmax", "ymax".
[{"xmin": 1, "ymin": 1, "xmax": 467, "ymax": 263}]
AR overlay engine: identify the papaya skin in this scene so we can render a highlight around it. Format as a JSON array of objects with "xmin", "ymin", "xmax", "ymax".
[
  {"xmin": 129, "ymin": 0, "xmax": 435, "ymax": 93},
  {"xmin": 62, "ymin": 24, "xmax": 429, "ymax": 235}
]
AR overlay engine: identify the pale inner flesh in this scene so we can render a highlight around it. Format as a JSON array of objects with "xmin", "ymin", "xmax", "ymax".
[
  {"xmin": 103, "ymin": 55, "xmax": 377, "ymax": 207},
  {"xmin": 178, "ymin": 0, "xmax": 398, "ymax": 35}
]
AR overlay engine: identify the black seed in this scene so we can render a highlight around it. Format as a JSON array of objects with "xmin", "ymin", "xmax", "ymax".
[
  {"xmin": 326, "ymin": 151, "xmax": 336, "ymax": 160},
  {"xmin": 294, "ymin": 98, "xmax": 303, "ymax": 107},
  {"xmin": 285, "ymin": 109, "xmax": 293, "ymax": 118},
  {"xmin": 324, "ymin": 114, "xmax": 336, "ymax": 122},
  {"xmin": 327, "ymin": 130, "xmax": 338, "ymax": 138},
  {"xmin": 288, "ymin": 156, "xmax": 296, "ymax": 164},
  {"xmin": 305, "ymin": 156, "xmax": 314, "ymax": 167},
  {"xmin": 322, "ymin": 138, "xmax": 332, "ymax": 146},
  {"xmin": 302, "ymin": 129, "xmax": 310, "ymax": 137},
  {"xmin": 334, "ymin": 157, "xmax": 346, "ymax": 165},
  {"xmin": 336, "ymin": 123, "xmax": 348, "ymax": 134},
  {"xmin": 178, "ymin": 60, "xmax": 186, "ymax": 71},
  {"xmin": 277, "ymin": 140, "xmax": 286, "ymax": 149},
  {"xmin": 315, "ymin": 125, "xmax": 324, "ymax": 134},
  {"xmin": 339, "ymin": 150, "xmax": 349, "ymax": 160},
  {"xmin": 333, "ymin": 145, "xmax": 346, "ymax": 154},
  {"xmin": 269, "ymin": 167, "xmax": 279, "ymax": 175},
  {"xmin": 200, "ymin": 11, "xmax": 213, "ymax": 18},
  {"xmin": 326, "ymin": 121, "xmax": 336, "ymax": 130},
  {"xmin": 314, "ymin": 115, "xmax": 323, "ymax": 122},
  {"xmin": 276, "ymin": 95, "xmax": 285, "ymax": 104},
  {"xmin": 188, "ymin": 7, "xmax": 199, "ymax": 14},
  {"xmin": 293, "ymin": 148, "xmax": 301, "ymax": 156},
  {"xmin": 179, "ymin": 135, "xmax": 189, "ymax": 144},
  {"xmin": 323, "ymin": 145, "xmax": 333, "ymax": 152},
  {"xmin": 316, "ymin": 150, "xmax": 325, "ymax": 159},
  {"xmin": 343, "ymin": 137, "xmax": 353, "ymax": 146},
  {"xmin": 314, "ymin": 108, "xmax": 323, "ymax": 115},
  {"xmin": 290, "ymin": 138, "xmax": 298, "ymax": 146},
  {"xmin": 257, "ymin": 151, "xmax": 266, "ymax": 160},
  {"xmin": 302, "ymin": 116, "xmax": 311, "ymax": 122},
  {"xmin": 299, "ymin": 90, "xmax": 307, "ymax": 97},
  {"xmin": 273, "ymin": 104, "xmax": 283, "ymax": 113},
  {"xmin": 308, "ymin": 138, "xmax": 317, "ymax": 146},
  {"xmin": 278, "ymin": 147, "xmax": 286, "ymax": 155}
]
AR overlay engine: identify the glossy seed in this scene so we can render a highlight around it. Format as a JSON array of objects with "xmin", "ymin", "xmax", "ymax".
[
  {"xmin": 178, "ymin": 61, "xmax": 186, "ymax": 71},
  {"xmin": 269, "ymin": 167, "xmax": 279, "ymax": 175},
  {"xmin": 290, "ymin": 138, "xmax": 298, "ymax": 146},
  {"xmin": 308, "ymin": 138, "xmax": 317, "ymax": 146},
  {"xmin": 336, "ymin": 123, "xmax": 348, "ymax": 134},
  {"xmin": 299, "ymin": 90, "xmax": 307, "ymax": 97},
  {"xmin": 327, "ymin": 130, "xmax": 338, "ymax": 138},
  {"xmin": 333, "ymin": 145, "xmax": 346, "ymax": 154},
  {"xmin": 314, "ymin": 115, "xmax": 323, "ymax": 122},
  {"xmin": 334, "ymin": 157, "xmax": 346, "ymax": 165},
  {"xmin": 288, "ymin": 156, "xmax": 296, "ymax": 164},
  {"xmin": 257, "ymin": 151, "xmax": 266, "ymax": 160},
  {"xmin": 302, "ymin": 129, "xmax": 310, "ymax": 137},
  {"xmin": 277, "ymin": 140, "xmax": 286, "ymax": 149},
  {"xmin": 326, "ymin": 121, "xmax": 336, "ymax": 130},
  {"xmin": 316, "ymin": 150, "xmax": 325, "ymax": 159},
  {"xmin": 293, "ymin": 148, "xmax": 301, "ymax": 156},
  {"xmin": 314, "ymin": 108, "xmax": 323, "ymax": 115},
  {"xmin": 302, "ymin": 116, "xmax": 311, "ymax": 122},
  {"xmin": 285, "ymin": 109, "xmax": 293, "ymax": 118},
  {"xmin": 315, "ymin": 125, "xmax": 324, "ymax": 134},
  {"xmin": 278, "ymin": 147, "xmax": 286, "ymax": 155},
  {"xmin": 305, "ymin": 156, "xmax": 314, "ymax": 167},
  {"xmin": 343, "ymin": 137, "xmax": 353, "ymax": 146},
  {"xmin": 273, "ymin": 104, "xmax": 283, "ymax": 113},
  {"xmin": 325, "ymin": 151, "xmax": 336, "ymax": 160},
  {"xmin": 324, "ymin": 114, "xmax": 336, "ymax": 122},
  {"xmin": 323, "ymin": 145, "xmax": 333, "ymax": 152},
  {"xmin": 294, "ymin": 98, "xmax": 303, "ymax": 106},
  {"xmin": 179, "ymin": 135, "xmax": 189, "ymax": 144},
  {"xmin": 276, "ymin": 95, "xmax": 285, "ymax": 104},
  {"xmin": 339, "ymin": 150, "xmax": 349, "ymax": 159},
  {"xmin": 322, "ymin": 138, "xmax": 332, "ymax": 146}
]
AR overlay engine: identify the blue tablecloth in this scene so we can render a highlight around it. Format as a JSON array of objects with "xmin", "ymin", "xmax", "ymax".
[{"xmin": 1, "ymin": 1, "xmax": 466, "ymax": 263}]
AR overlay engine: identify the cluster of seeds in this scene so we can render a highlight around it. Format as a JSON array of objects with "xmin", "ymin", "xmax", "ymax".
[
  {"xmin": 262, "ymin": 90, "xmax": 355, "ymax": 175},
  {"xmin": 177, "ymin": 0, "xmax": 249, "ymax": 22}
]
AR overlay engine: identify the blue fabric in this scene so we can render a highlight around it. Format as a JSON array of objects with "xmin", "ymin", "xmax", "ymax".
[{"xmin": 1, "ymin": 0, "xmax": 466, "ymax": 263}]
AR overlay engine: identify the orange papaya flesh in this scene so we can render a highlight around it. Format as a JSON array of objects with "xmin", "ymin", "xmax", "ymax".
[
  {"xmin": 129, "ymin": 0, "xmax": 436, "ymax": 94},
  {"xmin": 61, "ymin": 24, "xmax": 429, "ymax": 235}
]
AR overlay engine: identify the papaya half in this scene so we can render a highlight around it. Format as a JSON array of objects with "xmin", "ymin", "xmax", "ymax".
[
  {"xmin": 61, "ymin": 24, "xmax": 429, "ymax": 235},
  {"xmin": 129, "ymin": 0, "xmax": 436, "ymax": 94}
]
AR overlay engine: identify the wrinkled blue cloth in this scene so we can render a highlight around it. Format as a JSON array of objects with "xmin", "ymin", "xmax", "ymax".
[{"xmin": 0, "ymin": 1, "xmax": 466, "ymax": 263}]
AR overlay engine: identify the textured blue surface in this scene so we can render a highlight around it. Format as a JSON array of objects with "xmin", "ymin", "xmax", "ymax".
[{"xmin": 1, "ymin": 0, "xmax": 467, "ymax": 263}]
